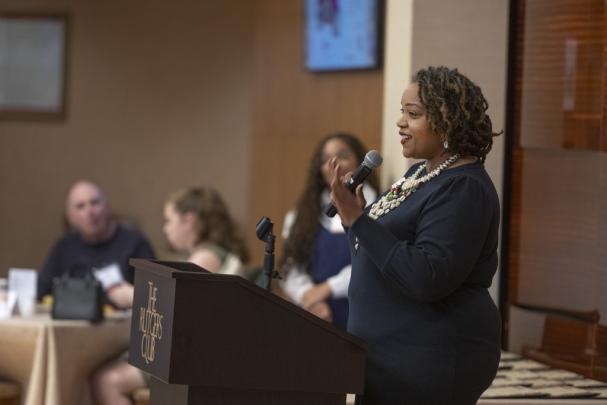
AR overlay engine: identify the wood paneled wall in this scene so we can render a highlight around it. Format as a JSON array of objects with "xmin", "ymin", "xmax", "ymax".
[
  {"xmin": 507, "ymin": 0, "xmax": 607, "ymax": 349},
  {"xmin": 0, "ymin": 1, "xmax": 257, "ymax": 275},
  {"xmin": 0, "ymin": 0, "xmax": 383, "ymax": 275},
  {"xmin": 246, "ymin": 0, "xmax": 383, "ymax": 266},
  {"xmin": 511, "ymin": 149, "xmax": 607, "ymax": 309},
  {"xmin": 518, "ymin": 0, "xmax": 605, "ymax": 151}
]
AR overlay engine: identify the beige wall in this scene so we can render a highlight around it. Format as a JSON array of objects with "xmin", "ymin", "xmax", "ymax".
[
  {"xmin": 410, "ymin": 0, "xmax": 508, "ymax": 200},
  {"xmin": 0, "ymin": 1, "xmax": 256, "ymax": 275},
  {"xmin": 381, "ymin": 0, "xmax": 415, "ymax": 187},
  {"xmin": 382, "ymin": 0, "xmax": 509, "ymax": 300}
]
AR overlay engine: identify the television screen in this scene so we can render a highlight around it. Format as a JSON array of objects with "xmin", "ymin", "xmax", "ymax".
[{"xmin": 305, "ymin": 0, "xmax": 381, "ymax": 72}]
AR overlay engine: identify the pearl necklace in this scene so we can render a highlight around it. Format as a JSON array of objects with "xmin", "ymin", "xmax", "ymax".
[{"xmin": 368, "ymin": 154, "xmax": 460, "ymax": 220}]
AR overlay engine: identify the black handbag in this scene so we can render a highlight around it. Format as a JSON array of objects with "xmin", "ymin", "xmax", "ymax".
[{"xmin": 51, "ymin": 272, "xmax": 104, "ymax": 322}]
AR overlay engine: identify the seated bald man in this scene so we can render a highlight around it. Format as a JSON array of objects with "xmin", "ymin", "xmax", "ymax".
[{"xmin": 37, "ymin": 180, "xmax": 155, "ymax": 307}]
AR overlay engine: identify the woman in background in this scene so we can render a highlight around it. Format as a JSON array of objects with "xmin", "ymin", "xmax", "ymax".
[
  {"xmin": 91, "ymin": 186, "xmax": 249, "ymax": 405},
  {"xmin": 280, "ymin": 132, "xmax": 378, "ymax": 329},
  {"xmin": 163, "ymin": 186, "xmax": 249, "ymax": 275}
]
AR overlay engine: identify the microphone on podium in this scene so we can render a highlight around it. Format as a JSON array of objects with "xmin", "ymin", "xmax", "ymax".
[{"xmin": 325, "ymin": 150, "xmax": 383, "ymax": 217}]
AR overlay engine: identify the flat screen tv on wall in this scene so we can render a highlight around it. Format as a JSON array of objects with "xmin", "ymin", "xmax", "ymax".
[{"xmin": 305, "ymin": 0, "xmax": 383, "ymax": 72}]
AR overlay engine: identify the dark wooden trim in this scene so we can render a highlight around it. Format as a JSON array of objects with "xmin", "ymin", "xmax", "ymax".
[{"xmin": 499, "ymin": 0, "xmax": 522, "ymax": 349}]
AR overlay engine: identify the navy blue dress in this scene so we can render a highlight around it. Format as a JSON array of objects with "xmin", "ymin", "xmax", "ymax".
[
  {"xmin": 309, "ymin": 226, "xmax": 351, "ymax": 329},
  {"xmin": 347, "ymin": 162, "xmax": 501, "ymax": 405}
]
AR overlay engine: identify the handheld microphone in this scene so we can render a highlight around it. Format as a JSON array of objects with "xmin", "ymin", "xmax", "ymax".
[{"xmin": 326, "ymin": 150, "xmax": 383, "ymax": 217}]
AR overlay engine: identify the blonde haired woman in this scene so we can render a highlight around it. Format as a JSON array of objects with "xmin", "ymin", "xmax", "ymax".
[{"xmin": 163, "ymin": 186, "xmax": 249, "ymax": 275}]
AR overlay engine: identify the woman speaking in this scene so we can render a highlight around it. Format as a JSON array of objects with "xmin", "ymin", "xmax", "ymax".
[{"xmin": 328, "ymin": 66, "xmax": 502, "ymax": 405}]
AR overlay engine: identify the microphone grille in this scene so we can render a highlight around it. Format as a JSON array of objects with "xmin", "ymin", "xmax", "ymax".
[{"xmin": 364, "ymin": 150, "xmax": 383, "ymax": 169}]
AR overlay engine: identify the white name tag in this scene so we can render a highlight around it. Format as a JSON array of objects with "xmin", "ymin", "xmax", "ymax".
[{"xmin": 93, "ymin": 263, "xmax": 124, "ymax": 289}]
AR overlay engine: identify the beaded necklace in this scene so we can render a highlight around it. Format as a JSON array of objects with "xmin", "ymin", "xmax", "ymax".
[{"xmin": 368, "ymin": 154, "xmax": 460, "ymax": 220}]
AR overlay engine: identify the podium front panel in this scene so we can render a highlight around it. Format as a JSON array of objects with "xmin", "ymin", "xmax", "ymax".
[
  {"xmin": 128, "ymin": 265, "xmax": 177, "ymax": 382},
  {"xmin": 168, "ymin": 277, "xmax": 366, "ymax": 393}
]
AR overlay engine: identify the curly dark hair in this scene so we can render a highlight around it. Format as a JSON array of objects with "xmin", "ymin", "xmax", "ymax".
[
  {"xmin": 167, "ymin": 186, "xmax": 250, "ymax": 263},
  {"xmin": 414, "ymin": 66, "xmax": 501, "ymax": 162},
  {"xmin": 279, "ymin": 132, "xmax": 379, "ymax": 273}
]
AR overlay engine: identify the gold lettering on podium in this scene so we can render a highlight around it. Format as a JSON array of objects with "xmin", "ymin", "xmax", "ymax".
[{"xmin": 139, "ymin": 281, "xmax": 164, "ymax": 364}]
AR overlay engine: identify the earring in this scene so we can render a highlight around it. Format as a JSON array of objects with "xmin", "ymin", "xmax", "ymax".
[{"xmin": 443, "ymin": 139, "xmax": 449, "ymax": 149}]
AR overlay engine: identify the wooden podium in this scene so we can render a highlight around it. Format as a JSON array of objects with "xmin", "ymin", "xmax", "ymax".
[{"xmin": 127, "ymin": 259, "xmax": 367, "ymax": 405}]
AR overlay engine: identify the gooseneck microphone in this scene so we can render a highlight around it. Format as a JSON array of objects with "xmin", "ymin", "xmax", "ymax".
[{"xmin": 326, "ymin": 150, "xmax": 383, "ymax": 217}]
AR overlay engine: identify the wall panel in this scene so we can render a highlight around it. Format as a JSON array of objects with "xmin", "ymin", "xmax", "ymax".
[
  {"xmin": 508, "ymin": 0, "xmax": 607, "ymax": 356},
  {"xmin": 246, "ymin": 0, "xmax": 383, "ymax": 265}
]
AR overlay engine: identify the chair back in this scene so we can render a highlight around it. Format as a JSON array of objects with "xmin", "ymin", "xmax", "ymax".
[{"xmin": 523, "ymin": 311, "xmax": 607, "ymax": 381}]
